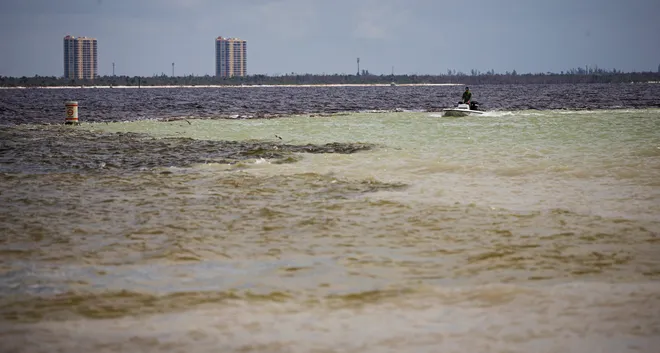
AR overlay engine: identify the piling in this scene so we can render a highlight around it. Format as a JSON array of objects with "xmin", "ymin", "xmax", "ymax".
[{"xmin": 65, "ymin": 101, "xmax": 79, "ymax": 125}]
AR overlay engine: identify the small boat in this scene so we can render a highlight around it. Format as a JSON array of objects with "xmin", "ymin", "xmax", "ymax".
[{"xmin": 441, "ymin": 101, "xmax": 484, "ymax": 117}]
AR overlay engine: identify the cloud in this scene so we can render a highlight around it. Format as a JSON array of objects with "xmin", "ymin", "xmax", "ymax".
[
  {"xmin": 242, "ymin": 0, "xmax": 321, "ymax": 40},
  {"xmin": 351, "ymin": 0, "xmax": 412, "ymax": 40},
  {"xmin": 156, "ymin": 0, "xmax": 216, "ymax": 11}
]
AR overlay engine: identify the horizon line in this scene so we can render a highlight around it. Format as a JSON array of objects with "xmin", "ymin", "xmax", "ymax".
[{"xmin": 3, "ymin": 70, "xmax": 660, "ymax": 79}]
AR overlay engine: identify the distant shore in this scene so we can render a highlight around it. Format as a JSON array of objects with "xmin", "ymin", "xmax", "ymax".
[
  {"xmin": 2, "ymin": 71, "xmax": 660, "ymax": 88},
  {"xmin": 0, "ymin": 83, "xmax": 461, "ymax": 89},
  {"xmin": 2, "ymin": 82, "xmax": 660, "ymax": 90}
]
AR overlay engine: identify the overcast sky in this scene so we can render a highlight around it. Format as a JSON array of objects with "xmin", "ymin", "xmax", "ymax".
[{"xmin": 1, "ymin": 0, "xmax": 659, "ymax": 77}]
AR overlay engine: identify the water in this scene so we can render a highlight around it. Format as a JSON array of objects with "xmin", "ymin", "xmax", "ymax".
[
  {"xmin": 1, "ymin": 85, "xmax": 660, "ymax": 352},
  {"xmin": 2, "ymin": 83, "xmax": 660, "ymax": 125}
]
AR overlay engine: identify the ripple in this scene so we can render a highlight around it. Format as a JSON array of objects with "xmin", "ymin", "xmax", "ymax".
[{"xmin": 2, "ymin": 84, "xmax": 660, "ymax": 125}]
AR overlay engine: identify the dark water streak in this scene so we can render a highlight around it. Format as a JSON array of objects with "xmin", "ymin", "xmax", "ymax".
[
  {"xmin": 1, "ymin": 83, "xmax": 659, "ymax": 125},
  {"xmin": 0, "ymin": 127, "xmax": 374, "ymax": 174}
]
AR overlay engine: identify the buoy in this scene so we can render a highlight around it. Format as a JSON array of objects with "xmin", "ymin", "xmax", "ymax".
[{"xmin": 65, "ymin": 101, "xmax": 79, "ymax": 125}]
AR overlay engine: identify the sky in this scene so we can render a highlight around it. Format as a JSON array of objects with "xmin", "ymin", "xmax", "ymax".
[{"xmin": 0, "ymin": 0, "xmax": 659, "ymax": 77}]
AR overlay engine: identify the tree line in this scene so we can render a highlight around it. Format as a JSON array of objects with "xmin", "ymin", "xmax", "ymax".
[{"xmin": 1, "ymin": 69, "xmax": 659, "ymax": 87}]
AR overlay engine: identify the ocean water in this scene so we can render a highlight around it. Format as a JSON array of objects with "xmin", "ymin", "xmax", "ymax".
[
  {"xmin": 1, "ymin": 85, "xmax": 660, "ymax": 352},
  {"xmin": 2, "ymin": 83, "xmax": 659, "ymax": 125}
]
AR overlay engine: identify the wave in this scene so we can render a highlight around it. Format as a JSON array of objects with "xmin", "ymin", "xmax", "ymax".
[
  {"xmin": 3, "ymin": 281, "xmax": 658, "ymax": 321},
  {"xmin": 3, "ymin": 282, "xmax": 659, "ymax": 353}
]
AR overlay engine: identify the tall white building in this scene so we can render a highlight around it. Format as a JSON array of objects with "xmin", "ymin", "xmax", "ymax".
[
  {"xmin": 215, "ymin": 37, "xmax": 247, "ymax": 77},
  {"xmin": 64, "ymin": 35, "xmax": 98, "ymax": 80}
]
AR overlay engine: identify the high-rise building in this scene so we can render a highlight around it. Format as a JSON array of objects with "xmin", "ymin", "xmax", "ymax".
[
  {"xmin": 64, "ymin": 35, "xmax": 98, "ymax": 80},
  {"xmin": 215, "ymin": 37, "xmax": 247, "ymax": 77}
]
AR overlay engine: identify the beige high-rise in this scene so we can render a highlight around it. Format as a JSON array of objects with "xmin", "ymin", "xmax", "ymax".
[
  {"xmin": 215, "ymin": 37, "xmax": 247, "ymax": 77},
  {"xmin": 64, "ymin": 35, "xmax": 98, "ymax": 80}
]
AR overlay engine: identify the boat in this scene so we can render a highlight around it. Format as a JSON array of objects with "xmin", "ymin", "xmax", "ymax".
[{"xmin": 441, "ymin": 101, "xmax": 484, "ymax": 117}]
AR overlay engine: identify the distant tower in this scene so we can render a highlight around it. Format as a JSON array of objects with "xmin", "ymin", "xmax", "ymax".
[
  {"xmin": 215, "ymin": 37, "xmax": 247, "ymax": 77},
  {"xmin": 63, "ymin": 35, "xmax": 97, "ymax": 80},
  {"xmin": 357, "ymin": 57, "xmax": 360, "ymax": 76}
]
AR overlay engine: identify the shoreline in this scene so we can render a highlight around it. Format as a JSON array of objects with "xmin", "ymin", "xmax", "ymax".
[
  {"xmin": 1, "ymin": 81, "xmax": 658, "ymax": 90},
  {"xmin": 0, "ymin": 83, "xmax": 461, "ymax": 90}
]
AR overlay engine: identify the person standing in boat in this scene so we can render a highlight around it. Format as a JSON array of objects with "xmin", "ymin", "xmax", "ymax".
[{"xmin": 462, "ymin": 87, "xmax": 472, "ymax": 104}]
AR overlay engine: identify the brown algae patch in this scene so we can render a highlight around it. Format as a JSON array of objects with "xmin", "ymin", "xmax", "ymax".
[{"xmin": 0, "ymin": 126, "xmax": 375, "ymax": 173}]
